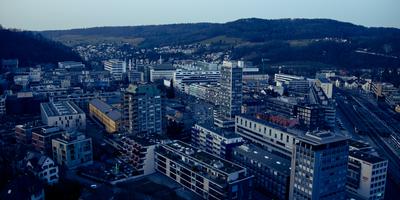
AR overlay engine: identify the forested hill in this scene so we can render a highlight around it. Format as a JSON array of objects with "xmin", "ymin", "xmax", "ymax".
[
  {"xmin": 0, "ymin": 28, "xmax": 81, "ymax": 67},
  {"xmin": 41, "ymin": 18, "xmax": 400, "ymax": 67}
]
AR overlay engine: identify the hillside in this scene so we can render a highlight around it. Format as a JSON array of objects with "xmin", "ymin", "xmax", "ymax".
[
  {"xmin": 0, "ymin": 28, "xmax": 82, "ymax": 67},
  {"xmin": 41, "ymin": 18, "xmax": 400, "ymax": 68}
]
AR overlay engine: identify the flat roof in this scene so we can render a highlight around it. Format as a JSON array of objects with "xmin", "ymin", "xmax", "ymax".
[
  {"xmin": 41, "ymin": 101, "xmax": 84, "ymax": 117},
  {"xmin": 236, "ymin": 114, "xmax": 302, "ymax": 136},
  {"xmin": 195, "ymin": 123, "xmax": 241, "ymax": 139},
  {"xmin": 89, "ymin": 99, "xmax": 121, "ymax": 121},
  {"xmin": 297, "ymin": 131, "xmax": 348, "ymax": 145},
  {"xmin": 234, "ymin": 144, "xmax": 291, "ymax": 175},
  {"xmin": 349, "ymin": 150, "xmax": 386, "ymax": 164},
  {"xmin": 164, "ymin": 141, "xmax": 244, "ymax": 174}
]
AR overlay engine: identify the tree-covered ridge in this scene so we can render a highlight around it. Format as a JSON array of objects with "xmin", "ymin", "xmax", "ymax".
[{"xmin": 0, "ymin": 27, "xmax": 81, "ymax": 67}]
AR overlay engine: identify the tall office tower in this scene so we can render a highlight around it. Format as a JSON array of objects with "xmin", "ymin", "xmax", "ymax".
[
  {"xmin": 103, "ymin": 59, "xmax": 126, "ymax": 80},
  {"xmin": 216, "ymin": 61, "xmax": 243, "ymax": 127},
  {"xmin": 289, "ymin": 131, "xmax": 349, "ymax": 200},
  {"xmin": 122, "ymin": 84, "xmax": 162, "ymax": 135}
]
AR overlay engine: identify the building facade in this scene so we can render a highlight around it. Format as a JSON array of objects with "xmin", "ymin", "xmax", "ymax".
[
  {"xmin": 289, "ymin": 131, "xmax": 349, "ymax": 200},
  {"xmin": 155, "ymin": 141, "xmax": 253, "ymax": 200},
  {"xmin": 40, "ymin": 101, "xmax": 86, "ymax": 131},
  {"xmin": 347, "ymin": 150, "xmax": 388, "ymax": 200},
  {"xmin": 32, "ymin": 126, "xmax": 64, "ymax": 154},
  {"xmin": 122, "ymin": 84, "xmax": 162, "ymax": 135},
  {"xmin": 52, "ymin": 132, "xmax": 93, "ymax": 169},
  {"xmin": 89, "ymin": 99, "xmax": 121, "ymax": 133},
  {"xmin": 191, "ymin": 123, "xmax": 243, "ymax": 159},
  {"xmin": 104, "ymin": 59, "xmax": 126, "ymax": 80},
  {"xmin": 219, "ymin": 61, "xmax": 243, "ymax": 119}
]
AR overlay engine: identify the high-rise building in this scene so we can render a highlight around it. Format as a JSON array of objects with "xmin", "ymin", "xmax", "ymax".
[
  {"xmin": 347, "ymin": 150, "xmax": 388, "ymax": 200},
  {"xmin": 219, "ymin": 61, "xmax": 243, "ymax": 119},
  {"xmin": 289, "ymin": 131, "xmax": 349, "ymax": 200},
  {"xmin": 104, "ymin": 59, "xmax": 126, "ymax": 80},
  {"xmin": 122, "ymin": 84, "xmax": 162, "ymax": 135},
  {"xmin": 155, "ymin": 141, "xmax": 253, "ymax": 200}
]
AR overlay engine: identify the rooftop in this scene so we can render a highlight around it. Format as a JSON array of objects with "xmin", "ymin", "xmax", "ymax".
[
  {"xmin": 32, "ymin": 126, "xmax": 64, "ymax": 136},
  {"xmin": 41, "ymin": 101, "xmax": 84, "ymax": 117},
  {"xmin": 89, "ymin": 99, "xmax": 121, "ymax": 121},
  {"xmin": 125, "ymin": 84, "xmax": 160, "ymax": 96},
  {"xmin": 349, "ymin": 150, "xmax": 386, "ymax": 164},
  {"xmin": 234, "ymin": 144, "xmax": 291, "ymax": 175},
  {"xmin": 298, "ymin": 131, "xmax": 348, "ymax": 145},
  {"xmin": 163, "ymin": 141, "xmax": 244, "ymax": 174},
  {"xmin": 195, "ymin": 123, "xmax": 242, "ymax": 139},
  {"xmin": 237, "ymin": 114, "xmax": 303, "ymax": 136}
]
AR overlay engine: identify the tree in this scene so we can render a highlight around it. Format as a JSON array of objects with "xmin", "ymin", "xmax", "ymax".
[{"xmin": 166, "ymin": 79, "xmax": 175, "ymax": 99}]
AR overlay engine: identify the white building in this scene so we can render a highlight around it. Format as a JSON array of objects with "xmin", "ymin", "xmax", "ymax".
[
  {"xmin": 24, "ymin": 151, "xmax": 59, "ymax": 185},
  {"xmin": 58, "ymin": 61, "xmax": 85, "ymax": 69},
  {"xmin": 52, "ymin": 132, "xmax": 93, "ymax": 169},
  {"xmin": 150, "ymin": 64, "xmax": 175, "ymax": 82},
  {"xmin": 347, "ymin": 150, "xmax": 388, "ymax": 200},
  {"xmin": 173, "ymin": 69, "xmax": 220, "ymax": 91},
  {"xmin": 40, "ymin": 101, "xmax": 86, "ymax": 131},
  {"xmin": 316, "ymin": 77, "xmax": 333, "ymax": 98},
  {"xmin": 274, "ymin": 73, "xmax": 304, "ymax": 87},
  {"xmin": 104, "ymin": 59, "xmax": 126, "ymax": 80}
]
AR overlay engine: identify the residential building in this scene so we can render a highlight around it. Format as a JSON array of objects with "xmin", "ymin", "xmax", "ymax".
[
  {"xmin": 32, "ymin": 126, "xmax": 64, "ymax": 154},
  {"xmin": 289, "ymin": 131, "xmax": 349, "ymax": 200},
  {"xmin": 89, "ymin": 99, "xmax": 121, "ymax": 133},
  {"xmin": 52, "ymin": 132, "xmax": 93, "ymax": 169},
  {"xmin": 40, "ymin": 101, "xmax": 86, "ymax": 131},
  {"xmin": 155, "ymin": 141, "xmax": 253, "ymax": 200},
  {"xmin": 347, "ymin": 150, "xmax": 388, "ymax": 200},
  {"xmin": 122, "ymin": 84, "xmax": 162, "ymax": 135},
  {"xmin": 232, "ymin": 144, "xmax": 291, "ymax": 200},
  {"xmin": 173, "ymin": 69, "xmax": 220, "ymax": 91},
  {"xmin": 24, "ymin": 151, "xmax": 59, "ymax": 185},
  {"xmin": 15, "ymin": 122, "xmax": 44, "ymax": 144},
  {"xmin": 104, "ymin": 59, "xmax": 126, "ymax": 80},
  {"xmin": 191, "ymin": 124, "xmax": 244, "ymax": 159},
  {"xmin": 120, "ymin": 136, "xmax": 157, "ymax": 176}
]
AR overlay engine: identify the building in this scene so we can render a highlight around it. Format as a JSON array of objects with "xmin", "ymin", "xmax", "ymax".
[
  {"xmin": 296, "ymin": 103, "xmax": 325, "ymax": 131},
  {"xmin": 52, "ymin": 132, "xmax": 93, "ymax": 169},
  {"xmin": 15, "ymin": 122, "xmax": 44, "ymax": 144},
  {"xmin": 89, "ymin": 99, "xmax": 121, "ymax": 133},
  {"xmin": 119, "ymin": 136, "xmax": 156, "ymax": 176},
  {"xmin": 289, "ymin": 131, "xmax": 349, "ymax": 200},
  {"xmin": 122, "ymin": 84, "xmax": 162, "ymax": 135},
  {"xmin": 150, "ymin": 63, "xmax": 175, "ymax": 82},
  {"xmin": 347, "ymin": 150, "xmax": 388, "ymax": 200},
  {"xmin": 173, "ymin": 69, "xmax": 220, "ymax": 91},
  {"xmin": 58, "ymin": 61, "xmax": 85, "ymax": 70},
  {"xmin": 104, "ymin": 59, "xmax": 126, "ymax": 80},
  {"xmin": 316, "ymin": 77, "xmax": 333, "ymax": 99},
  {"xmin": 232, "ymin": 144, "xmax": 291, "ymax": 200},
  {"xmin": 127, "ymin": 70, "xmax": 144, "ymax": 83},
  {"xmin": 219, "ymin": 61, "xmax": 243, "ymax": 119},
  {"xmin": 40, "ymin": 101, "xmax": 86, "ymax": 131},
  {"xmin": 23, "ymin": 151, "xmax": 59, "ymax": 185},
  {"xmin": 191, "ymin": 124, "xmax": 244, "ymax": 159},
  {"xmin": 155, "ymin": 141, "xmax": 253, "ymax": 200},
  {"xmin": 0, "ymin": 95, "xmax": 6, "ymax": 115},
  {"xmin": 32, "ymin": 126, "xmax": 64, "ymax": 154},
  {"xmin": 274, "ymin": 73, "xmax": 304, "ymax": 87},
  {"xmin": 235, "ymin": 114, "xmax": 301, "ymax": 159}
]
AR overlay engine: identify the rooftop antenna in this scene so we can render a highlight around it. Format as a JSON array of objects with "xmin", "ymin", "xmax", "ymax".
[{"xmin": 159, "ymin": 55, "xmax": 162, "ymax": 64}]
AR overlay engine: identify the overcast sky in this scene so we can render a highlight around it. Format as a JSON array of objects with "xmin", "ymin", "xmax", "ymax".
[{"xmin": 0, "ymin": 0, "xmax": 399, "ymax": 30}]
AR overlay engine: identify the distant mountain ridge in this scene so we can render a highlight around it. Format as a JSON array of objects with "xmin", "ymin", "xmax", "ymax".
[
  {"xmin": 40, "ymin": 18, "xmax": 400, "ymax": 67},
  {"xmin": 0, "ymin": 28, "xmax": 81, "ymax": 67}
]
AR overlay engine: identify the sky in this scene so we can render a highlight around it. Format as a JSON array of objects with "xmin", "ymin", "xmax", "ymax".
[{"xmin": 0, "ymin": 0, "xmax": 399, "ymax": 31}]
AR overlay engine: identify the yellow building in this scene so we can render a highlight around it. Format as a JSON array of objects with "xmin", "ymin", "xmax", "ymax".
[{"xmin": 89, "ymin": 99, "xmax": 121, "ymax": 133}]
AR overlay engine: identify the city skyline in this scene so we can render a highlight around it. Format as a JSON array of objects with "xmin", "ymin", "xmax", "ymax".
[{"xmin": 0, "ymin": 0, "xmax": 400, "ymax": 30}]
